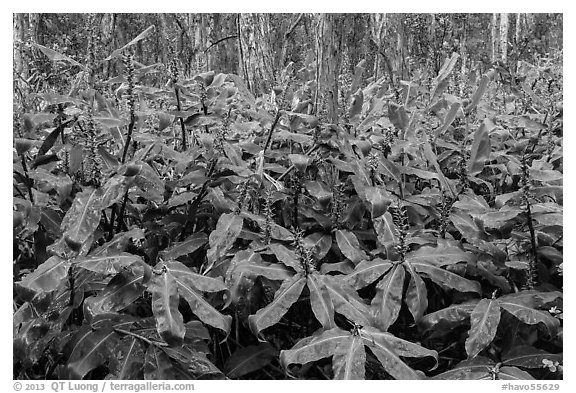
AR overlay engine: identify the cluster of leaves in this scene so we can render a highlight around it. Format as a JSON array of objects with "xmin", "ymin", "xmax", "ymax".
[{"xmin": 13, "ymin": 27, "xmax": 562, "ymax": 380}]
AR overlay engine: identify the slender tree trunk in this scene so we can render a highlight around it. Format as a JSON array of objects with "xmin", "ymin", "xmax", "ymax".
[
  {"xmin": 369, "ymin": 13, "xmax": 386, "ymax": 81},
  {"xmin": 315, "ymin": 13, "xmax": 341, "ymax": 124},
  {"xmin": 491, "ymin": 13, "xmax": 499, "ymax": 63},
  {"xmin": 237, "ymin": 13, "xmax": 275, "ymax": 95},
  {"xmin": 278, "ymin": 13, "xmax": 303, "ymax": 69},
  {"xmin": 13, "ymin": 14, "xmax": 27, "ymax": 77},
  {"xmin": 500, "ymin": 13, "xmax": 509, "ymax": 63}
]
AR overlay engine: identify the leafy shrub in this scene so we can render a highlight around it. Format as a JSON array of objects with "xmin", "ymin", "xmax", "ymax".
[{"xmin": 13, "ymin": 26, "xmax": 562, "ymax": 380}]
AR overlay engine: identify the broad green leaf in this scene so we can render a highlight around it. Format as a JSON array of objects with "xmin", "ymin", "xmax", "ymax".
[
  {"xmin": 503, "ymin": 345, "xmax": 563, "ymax": 369},
  {"xmin": 373, "ymin": 212, "xmax": 396, "ymax": 246},
  {"xmin": 207, "ymin": 213, "xmax": 243, "ymax": 263},
  {"xmin": 307, "ymin": 272, "xmax": 335, "ymax": 329},
  {"xmin": 160, "ymin": 232, "xmax": 208, "ymax": 260},
  {"xmin": 465, "ymin": 299, "xmax": 501, "ymax": 358},
  {"xmin": 175, "ymin": 278, "xmax": 232, "ymax": 334},
  {"xmin": 143, "ymin": 346, "xmax": 193, "ymax": 380},
  {"xmin": 280, "ymin": 328, "xmax": 350, "ymax": 370},
  {"xmin": 31, "ymin": 43, "xmax": 85, "ymax": 68},
  {"xmin": 436, "ymin": 52, "xmax": 460, "ymax": 82},
  {"xmin": 363, "ymin": 186, "xmax": 393, "ymax": 218},
  {"xmin": 348, "ymin": 89, "xmax": 364, "ymax": 121},
  {"xmin": 332, "ymin": 335, "xmax": 365, "ymax": 379},
  {"xmin": 303, "ymin": 232, "xmax": 332, "ymax": 261},
  {"xmin": 75, "ymin": 253, "xmax": 145, "ymax": 276},
  {"xmin": 362, "ymin": 326, "xmax": 438, "ymax": 363},
  {"xmin": 320, "ymin": 275, "xmax": 371, "ymax": 327},
  {"xmin": 370, "ymin": 264, "xmax": 405, "ymax": 331},
  {"xmin": 468, "ymin": 120, "xmax": 492, "ymax": 175},
  {"xmin": 388, "ymin": 103, "xmax": 409, "ymax": 133},
  {"xmin": 405, "ymin": 242, "xmax": 475, "ymax": 267},
  {"xmin": 377, "ymin": 156, "xmax": 401, "ymax": 183},
  {"xmin": 240, "ymin": 213, "xmax": 294, "ymax": 241},
  {"xmin": 498, "ymin": 366, "xmax": 535, "ymax": 380},
  {"xmin": 335, "ymin": 230, "xmax": 368, "ymax": 265},
  {"xmin": 105, "ymin": 25, "xmax": 156, "ymax": 61},
  {"xmin": 83, "ymin": 266, "xmax": 146, "ymax": 319},
  {"xmin": 149, "ymin": 266, "xmax": 185, "ymax": 346},
  {"xmin": 419, "ymin": 300, "xmax": 478, "ymax": 332},
  {"xmin": 92, "ymin": 228, "xmax": 146, "ymax": 256},
  {"xmin": 61, "ymin": 187, "xmax": 104, "ymax": 248},
  {"xmin": 268, "ymin": 243, "xmax": 303, "ymax": 272},
  {"xmin": 37, "ymin": 119, "xmax": 75, "ymax": 157},
  {"xmin": 411, "ymin": 262, "xmax": 481, "ymax": 294},
  {"xmin": 498, "ymin": 301, "xmax": 560, "ymax": 336},
  {"xmin": 67, "ymin": 329, "xmax": 119, "ymax": 379},
  {"xmin": 432, "ymin": 357, "xmax": 494, "ymax": 380},
  {"xmin": 18, "ymin": 256, "xmax": 71, "ymax": 293},
  {"xmin": 288, "ymin": 154, "xmax": 312, "ymax": 172},
  {"xmin": 224, "ymin": 343, "xmax": 278, "ymax": 378},
  {"xmin": 366, "ymin": 336, "xmax": 422, "ymax": 379},
  {"xmin": 165, "ymin": 260, "xmax": 227, "ymax": 293},
  {"xmin": 108, "ymin": 336, "xmax": 145, "ymax": 379},
  {"xmin": 465, "ymin": 72, "xmax": 492, "ymax": 114},
  {"xmin": 433, "ymin": 102, "xmax": 461, "ymax": 140},
  {"xmin": 229, "ymin": 260, "xmax": 294, "ymax": 282},
  {"xmin": 404, "ymin": 262, "xmax": 428, "ymax": 322},
  {"xmin": 423, "ymin": 140, "xmax": 456, "ymax": 197},
  {"xmin": 345, "ymin": 258, "xmax": 393, "ymax": 289},
  {"xmin": 161, "ymin": 344, "xmax": 224, "ymax": 379},
  {"xmin": 248, "ymin": 274, "xmax": 306, "ymax": 335}
]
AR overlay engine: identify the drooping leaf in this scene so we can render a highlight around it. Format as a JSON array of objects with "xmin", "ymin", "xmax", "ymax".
[
  {"xmin": 465, "ymin": 299, "xmax": 501, "ymax": 358},
  {"xmin": 164, "ymin": 260, "xmax": 227, "ymax": 293},
  {"xmin": 307, "ymin": 272, "xmax": 335, "ymax": 329},
  {"xmin": 370, "ymin": 264, "xmax": 405, "ymax": 331},
  {"xmin": 61, "ymin": 187, "xmax": 104, "ymax": 248},
  {"xmin": 345, "ymin": 258, "xmax": 393, "ymax": 289},
  {"xmin": 365, "ymin": 335, "xmax": 422, "ymax": 379},
  {"xmin": 362, "ymin": 186, "xmax": 393, "ymax": 218},
  {"xmin": 405, "ymin": 243, "xmax": 475, "ymax": 267},
  {"xmin": 224, "ymin": 343, "xmax": 278, "ymax": 378},
  {"xmin": 268, "ymin": 243, "xmax": 303, "ymax": 272},
  {"xmin": 468, "ymin": 120, "xmax": 492, "ymax": 175},
  {"xmin": 67, "ymin": 328, "xmax": 119, "ymax": 379},
  {"xmin": 419, "ymin": 301, "xmax": 478, "ymax": 332},
  {"xmin": 423, "ymin": 140, "xmax": 456, "ymax": 197},
  {"xmin": 248, "ymin": 273, "xmax": 306, "ymax": 335},
  {"xmin": 37, "ymin": 119, "xmax": 75, "ymax": 157},
  {"xmin": 335, "ymin": 230, "xmax": 369, "ymax": 265},
  {"xmin": 108, "ymin": 336, "xmax": 145, "ymax": 379},
  {"xmin": 498, "ymin": 300, "xmax": 560, "ymax": 336},
  {"xmin": 143, "ymin": 345, "xmax": 194, "ymax": 380},
  {"xmin": 332, "ymin": 335, "xmax": 365, "ymax": 379},
  {"xmin": 361, "ymin": 326, "xmax": 438, "ymax": 364},
  {"xmin": 303, "ymin": 232, "xmax": 332, "ymax": 261},
  {"xmin": 83, "ymin": 265, "xmax": 146, "ymax": 320},
  {"xmin": 280, "ymin": 328, "xmax": 350, "ymax": 371},
  {"xmin": 411, "ymin": 262, "xmax": 481, "ymax": 294},
  {"xmin": 175, "ymin": 278, "xmax": 232, "ymax": 334},
  {"xmin": 207, "ymin": 213, "xmax": 243, "ymax": 263},
  {"xmin": 148, "ymin": 265, "xmax": 186, "ymax": 346},
  {"xmin": 404, "ymin": 262, "xmax": 428, "ymax": 322},
  {"xmin": 160, "ymin": 232, "xmax": 208, "ymax": 260},
  {"xmin": 161, "ymin": 344, "xmax": 224, "ymax": 379},
  {"xmin": 465, "ymin": 72, "xmax": 492, "ymax": 114},
  {"xmin": 17, "ymin": 256, "xmax": 71, "ymax": 293},
  {"xmin": 105, "ymin": 25, "xmax": 156, "ymax": 61},
  {"xmin": 388, "ymin": 103, "xmax": 409, "ymax": 133},
  {"xmin": 320, "ymin": 274, "xmax": 371, "ymax": 327},
  {"xmin": 433, "ymin": 102, "xmax": 461, "ymax": 140},
  {"xmin": 31, "ymin": 43, "xmax": 85, "ymax": 68},
  {"xmin": 432, "ymin": 357, "xmax": 494, "ymax": 380},
  {"xmin": 373, "ymin": 212, "xmax": 396, "ymax": 246},
  {"xmin": 502, "ymin": 346, "xmax": 563, "ymax": 369},
  {"xmin": 229, "ymin": 259, "xmax": 294, "ymax": 282},
  {"xmin": 74, "ymin": 253, "xmax": 145, "ymax": 276}
]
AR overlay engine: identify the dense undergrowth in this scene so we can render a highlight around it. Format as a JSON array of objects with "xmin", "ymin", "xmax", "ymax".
[{"xmin": 13, "ymin": 27, "xmax": 563, "ymax": 380}]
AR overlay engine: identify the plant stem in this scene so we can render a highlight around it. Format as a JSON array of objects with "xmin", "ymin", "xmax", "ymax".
[{"xmin": 174, "ymin": 85, "xmax": 188, "ymax": 150}]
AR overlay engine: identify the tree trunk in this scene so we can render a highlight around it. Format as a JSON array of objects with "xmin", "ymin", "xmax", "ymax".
[
  {"xmin": 13, "ymin": 14, "xmax": 27, "ymax": 77},
  {"xmin": 491, "ymin": 13, "xmax": 499, "ymax": 63},
  {"xmin": 237, "ymin": 13, "xmax": 275, "ymax": 95},
  {"xmin": 278, "ymin": 13, "xmax": 303, "ymax": 69},
  {"xmin": 500, "ymin": 13, "xmax": 509, "ymax": 63},
  {"xmin": 315, "ymin": 13, "xmax": 341, "ymax": 124}
]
